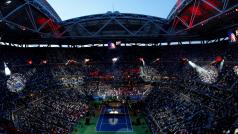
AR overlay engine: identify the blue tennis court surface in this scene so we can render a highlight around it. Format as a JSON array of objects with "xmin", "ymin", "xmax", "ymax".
[{"xmin": 96, "ymin": 106, "xmax": 133, "ymax": 132}]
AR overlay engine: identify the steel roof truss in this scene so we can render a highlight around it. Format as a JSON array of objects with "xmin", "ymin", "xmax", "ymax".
[{"xmin": 3, "ymin": 3, "xmax": 27, "ymax": 20}]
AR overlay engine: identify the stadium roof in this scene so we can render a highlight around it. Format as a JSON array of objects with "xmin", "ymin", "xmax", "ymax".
[
  {"xmin": 0, "ymin": 0, "xmax": 238, "ymax": 45},
  {"xmin": 59, "ymin": 12, "xmax": 171, "ymax": 44}
]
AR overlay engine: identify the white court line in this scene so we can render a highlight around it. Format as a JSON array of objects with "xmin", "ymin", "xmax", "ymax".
[
  {"xmin": 95, "ymin": 106, "xmax": 103, "ymax": 131},
  {"xmin": 101, "ymin": 123, "xmax": 128, "ymax": 125},
  {"xmin": 99, "ymin": 106, "xmax": 106, "ymax": 131},
  {"xmin": 124, "ymin": 106, "xmax": 129, "ymax": 131},
  {"xmin": 127, "ymin": 106, "xmax": 134, "ymax": 132},
  {"xmin": 97, "ymin": 106, "xmax": 133, "ymax": 132}
]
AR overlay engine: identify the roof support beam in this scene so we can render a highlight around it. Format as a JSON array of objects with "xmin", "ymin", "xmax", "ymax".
[
  {"xmin": 151, "ymin": 21, "xmax": 169, "ymax": 34},
  {"xmin": 175, "ymin": 3, "xmax": 238, "ymax": 33},
  {"xmin": 3, "ymin": 4, "xmax": 27, "ymax": 20},
  {"xmin": 37, "ymin": 19, "xmax": 51, "ymax": 32},
  {"xmin": 222, "ymin": 0, "xmax": 229, "ymax": 11},
  {"xmin": 59, "ymin": 23, "xmax": 93, "ymax": 37},
  {"xmin": 113, "ymin": 18, "xmax": 135, "ymax": 36},
  {"xmin": 134, "ymin": 21, "xmax": 150, "ymax": 35},
  {"xmin": 93, "ymin": 19, "xmax": 113, "ymax": 36},
  {"xmin": 189, "ymin": 0, "xmax": 201, "ymax": 27},
  {"xmin": 201, "ymin": 0, "xmax": 222, "ymax": 13},
  {"xmin": 3, "ymin": 19, "xmax": 47, "ymax": 35},
  {"xmin": 175, "ymin": 16, "xmax": 189, "ymax": 28},
  {"xmin": 25, "ymin": 3, "xmax": 38, "ymax": 31}
]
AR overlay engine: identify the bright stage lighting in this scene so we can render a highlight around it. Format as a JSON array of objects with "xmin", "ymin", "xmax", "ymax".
[
  {"xmin": 188, "ymin": 61, "xmax": 197, "ymax": 68},
  {"xmin": 139, "ymin": 57, "xmax": 145, "ymax": 66},
  {"xmin": 42, "ymin": 60, "xmax": 48, "ymax": 64},
  {"xmin": 112, "ymin": 57, "xmax": 119, "ymax": 63},
  {"xmin": 28, "ymin": 59, "xmax": 33, "ymax": 65},
  {"xmin": 153, "ymin": 58, "xmax": 160, "ymax": 63},
  {"xmin": 215, "ymin": 56, "xmax": 223, "ymax": 63},
  {"xmin": 211, "ymin": 56, "xmax": 223, "ymax": 65},
  {"xmin": 109, "ymin": 110, "xmax": 119, "ymax": 114},
  {"xmin": 84, "ymin": 58, "xmax": 90, "ymax": 63},
  {"xmin": 234, "ymin": 128, "xmax": 238, "ymax": 134},
  {"xmin": 219, "ymin": 59, "xmax": 224, "ymax": 71},
  {"xmin": 4, "ymin": 62, "xmax": 11, "ymax": 76},
  {"xmin": 5, "ymin": 0, "xmax": 12, "ymax": 5}
]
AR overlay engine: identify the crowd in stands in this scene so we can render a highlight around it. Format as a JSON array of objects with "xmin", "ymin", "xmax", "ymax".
[
  {"xmin": 14, "ymin": 88, "xmax": 88, "ymax": 134},
  {"xmin": 143, "ymin": 45, "xmax": 238, "ymax": 133}
]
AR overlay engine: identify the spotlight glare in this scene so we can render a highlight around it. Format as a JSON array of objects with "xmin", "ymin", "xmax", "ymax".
[
  {"xmin": 188, "ymin": 61, "xmax": 197, "ymax": 68},
  {"xmin": 42, "ymin": 60, "xmax": 48, "ymax": 64},
  {"xmin": 84, "ymin": 58, "xmax": 90, "ymax": 63},
  {"xmin": 112, "ymin": 57, "xmax": 118, "ymax": 63},
  {"xmin": 198, "ymin": 65, "xmax": 218, "ymax": 84},
  {"xmin": 28, "ymin": 60, "xmax": 33, "ymax": 65},
  {"xmin": 139, "ymin": 57, "xmax": 145, "ymax": 66},
  {"xmin": 153, "ymin": 58, "xmax": 160, "ymax": 63},
  {"xmin": 219, "ymin": 59, "xmax": 224, "ymax": 71},
  {"xmin": 5, "ymin": 0, "xmax": 12, "ymax": 5},
  {"xmin": 4, "ymin": 62, "xmax": 11, "ymax": 76},
  {"xmin": 188, "ymin": 60, "xmax": 218, "ymax": 84}
]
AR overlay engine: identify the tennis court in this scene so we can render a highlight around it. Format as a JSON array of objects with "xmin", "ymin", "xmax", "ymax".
[{"xmin": 96, "ymin": 106, "xmax": 133, "ymax": 132}]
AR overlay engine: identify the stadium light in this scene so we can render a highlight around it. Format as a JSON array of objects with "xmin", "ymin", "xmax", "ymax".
[
  {"xmin": 153, "ymin": 58, "xmax": 160, "ymax": 63},
  {"xmin": 139, "ymin": 57, "xmax": 145, "ymax": 66},
  {"xmin": 5, "ymin": 0, "xmax": 12, "ymax": 5},
  {"xmin": 42, "ymin": 60, "xmax": 48, "ymax": 64},
  {"xmin": 112, "ymin": 57, "xmax": 118, "ymax": 63},
  {"xmin": 84, "ymin": 58, "xmax": 90, "ymax": 63},
  {"xmin": 211, "ymin": 56, "xmax": 223, "ymax": 65},
  {"xmin": 219, "ymin": 59, "xmax": 225, "ymax": 71},
  {"xmin": 65, "ymin": 60, "xmax": 77, "ymax": 65},
  {"xmin": 4, "ymin": 62, "xmax": 11, "ymax": 76},
  {"xmin": 109, "ymin": 110, "xmax": 119, "ymax": 114},
  {"xmin": 234, "ymin": 128, "xmax": 238, "ymax": 134},
  {"xmin": 28, "ymin": 59, "xmax": 33, "ymax": 65}
]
